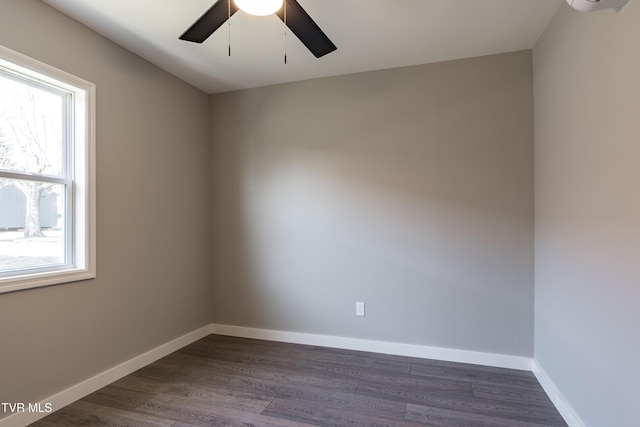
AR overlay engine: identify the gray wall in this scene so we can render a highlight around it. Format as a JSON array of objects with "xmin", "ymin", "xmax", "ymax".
[
  {"xmin": 210, "ymin": 51, "xmax": 534, "ymax": 357},
  {"xmin": 533, "ymin": 2, "xmax": 640, "ymax": 426},
  {"xmin": 0, "ymin": 0, "xmax": 212, "ymax": 411}
]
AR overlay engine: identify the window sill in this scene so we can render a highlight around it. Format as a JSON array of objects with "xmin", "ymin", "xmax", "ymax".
[{"xmin": 0, "ymin": 267, "xmax": 96, "ymax": 294}]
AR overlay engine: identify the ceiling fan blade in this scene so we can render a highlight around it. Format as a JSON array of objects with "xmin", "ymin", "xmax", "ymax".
[
  {"xmin": 276, "ymin": 0, "xmax": 337, "ymax": 58},
  {"xmin": 180, "ymin": 0, "xmax": 239, "ymax": 43}
]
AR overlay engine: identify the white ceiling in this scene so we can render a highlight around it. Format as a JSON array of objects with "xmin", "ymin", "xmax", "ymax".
[{"xmin": 42, "ymin": 0, "xmax": 562, "ymax": 94}]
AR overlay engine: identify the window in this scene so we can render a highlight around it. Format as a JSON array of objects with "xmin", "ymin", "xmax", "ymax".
[{"xmin": 0, "ymin": 45, "xmax": 95, "ymax": 293}]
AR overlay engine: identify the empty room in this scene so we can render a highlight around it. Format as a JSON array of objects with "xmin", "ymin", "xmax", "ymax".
[{"xmin": 0, "ymin": 0, "xmax": 638, "ymax": 426}]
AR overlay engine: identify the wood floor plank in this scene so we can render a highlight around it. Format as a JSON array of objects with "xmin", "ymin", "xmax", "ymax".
[
  {"xmin": 32, "ymin": 400, "xmax": 175, "ymax": 427},
  {"xmin": 263, "ymin": 398, "xmax": 426, "ymax": 427},
  {"xmin": 355, "ymin": 382, "xmax": 565, "ymax": 425},
  {"xmin": 32, "ymin": 335, "xmax": 567, "ymax": 427},
  {"xmin": 300, "ymin": 360, "xmax": 455, "ymax": 387},
  {"xmin": 83, "ymin": 388, "xmax": 272, "ymax": 427},
  {"xmin": 354, "ymin": 374, "xmax": 475, "ymax": 406},
  {"xmin": 81, "ymin": 385, "xmax": 158, "ymax": 412},
  {"xmin": 113, "ymin": 374, "xmax": 272, "ymax": 413},
  {"xmin": 264, "ymin": 385, "xmax": 406, "ymax": 419},
  {"xmin": 405, "ymin": 403, "xmax": 561, "ymax": 427},
  {"xmin": 267, "ymin": 343, "xmax": 413, "ymax": 374},
  {"xmin": 472, "ymin": 383, "xmax": 556, "ymax": 408},
  {"xmin": 159, "ymin": 351, "xmax": 360, "ymax": 394},
  {"xmin": 177, "ymin": 339, "xmax": 308, "ymax": 370},
  {"xmin": 410, "ymin": 361, "xmax": 543, "ymax": 392}
]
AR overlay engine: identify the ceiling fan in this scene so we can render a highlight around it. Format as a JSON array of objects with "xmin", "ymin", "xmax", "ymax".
[{"xmin": 179, "ymin": 0, "xmax": 337, "ymax": 58}]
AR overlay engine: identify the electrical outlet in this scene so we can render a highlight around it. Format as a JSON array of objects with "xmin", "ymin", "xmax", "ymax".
[{"xmin": 356, "ymin": 302, "xmax": 365, "ymax": 317}]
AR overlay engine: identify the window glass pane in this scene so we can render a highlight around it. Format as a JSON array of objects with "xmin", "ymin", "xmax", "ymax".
[
  {"xmin": 0, "ymin": 73, "xmax": 65, "ymax": 177},
  {"xmin": 0, "ymin": 45, "xmax": 95, "ymax": 293},
  {"xmin": 0, "ymin": 178, "xmax": 66, "ymax": 274}
]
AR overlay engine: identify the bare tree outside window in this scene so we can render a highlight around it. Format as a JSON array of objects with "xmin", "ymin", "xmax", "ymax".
[{"xmin": 0, "ymin": 74, "xmax": 65, "ymax": 270}]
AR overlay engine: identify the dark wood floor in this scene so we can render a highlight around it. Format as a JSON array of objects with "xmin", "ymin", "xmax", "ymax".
[{"xmin": 32, "ymin": 335, "xmax": 567, "ymax": 427}]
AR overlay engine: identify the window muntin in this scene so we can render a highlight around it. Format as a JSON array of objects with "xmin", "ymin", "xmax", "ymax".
[{"xmin": 0, "ymin": 45, "xmax": 95, "ymax": 293}]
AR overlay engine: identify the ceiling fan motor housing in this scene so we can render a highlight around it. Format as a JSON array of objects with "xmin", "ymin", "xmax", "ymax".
[{"xmin": 566, "ymin": 0, "xmax": 631, "ymax": 12}]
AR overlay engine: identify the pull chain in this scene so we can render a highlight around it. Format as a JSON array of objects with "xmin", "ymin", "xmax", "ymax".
[
  {"xmin": 284, "ymin": 0, "xmax": 287, "ymax": 64},
  {"xmin": 228, "ymin": 0, "xmax": 231, "ymax": 56}
]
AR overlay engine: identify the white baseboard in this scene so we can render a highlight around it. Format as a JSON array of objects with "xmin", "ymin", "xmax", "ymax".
[
  {"xmin": 0, "ymin": 325, "xmax": 211, "ymax": 427},
  {"xmin": 532, "ymin": 360, "xmax": 585, "ymax": 427},
  {"xmin": 210, "ymin": 324, "xmax": 533, "ymax": 371},
  {"xmin": 2, "ymin": 323, "xmax": 579, "ymax": 427}
]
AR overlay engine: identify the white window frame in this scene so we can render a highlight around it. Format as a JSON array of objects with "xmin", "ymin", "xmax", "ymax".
[{"xmin": 0, "ymin": 45, "xmax": 96, "ymax": 293}]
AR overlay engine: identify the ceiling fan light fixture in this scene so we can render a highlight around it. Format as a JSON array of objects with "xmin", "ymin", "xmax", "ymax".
[{"xmin": 233, "ymin": 0, "xmax": 283, "ymax": 16}]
